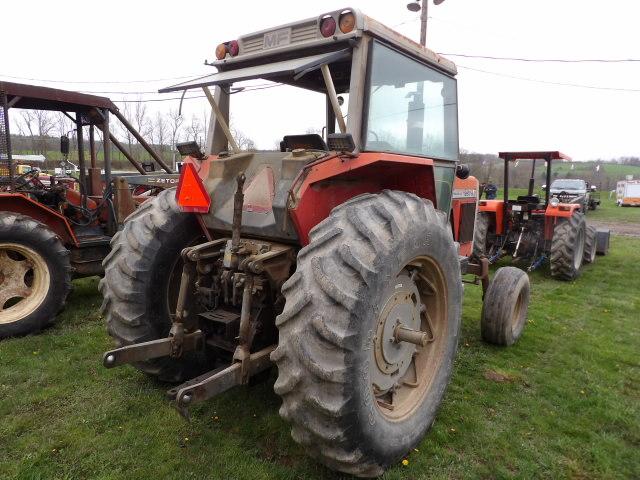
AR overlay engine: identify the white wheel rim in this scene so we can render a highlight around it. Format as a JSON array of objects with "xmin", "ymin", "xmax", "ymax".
[{"xmin": 0, "ymin": 243, "xmax": 51, "ymax": 324}]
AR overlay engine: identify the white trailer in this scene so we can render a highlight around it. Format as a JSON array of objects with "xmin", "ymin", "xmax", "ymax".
[{"xmin": 616, "ymin": 179, "xmax": 640, "ymax": 206}]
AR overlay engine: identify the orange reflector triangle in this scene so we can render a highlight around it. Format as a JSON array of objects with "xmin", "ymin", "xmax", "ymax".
[{"xmin": 175, "ymin": 163, "xmax": 211, "ymax": 213}]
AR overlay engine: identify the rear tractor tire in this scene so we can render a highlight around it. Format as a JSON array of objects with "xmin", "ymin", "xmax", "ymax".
[
  {"xmin": 583, "ymin": 225, "xmax": 597, "ymax": 264},
  {"xmin": 0, "ymin": 213, "xmax": 71, "ymax": 337},
  {"xmin": 473, "ymin": 211, "xmax": 495, "ymax": 258},
  {"xmin": 100, "ymin": 188, "xmax": 211, "ymax": 382},
  {"xmin": 272, "ymin": 191, "xmax": 463, "ymax": 477},
  {"xmin": 481, "ymin": 266, "xmax": 530, "ymax": 346},
  {"xmin": 550, "ymin": 212, "xmax": 586, "ymax": 281}
]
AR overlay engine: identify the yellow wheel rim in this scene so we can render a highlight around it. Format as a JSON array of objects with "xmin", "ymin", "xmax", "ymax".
[{"xmin": 0, "ymin": 243, "xmax": 51, "ymax": 324}]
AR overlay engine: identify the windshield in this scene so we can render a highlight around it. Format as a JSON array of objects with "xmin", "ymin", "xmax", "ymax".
[{"xmin": 551, "ymin": 179, "xmax": 585, "ymax": 190}]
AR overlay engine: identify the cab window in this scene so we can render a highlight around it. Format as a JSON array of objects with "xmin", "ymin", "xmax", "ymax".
[{"xmin": 364, "ymin": 41, "xmax": 458, "ymax": 161}]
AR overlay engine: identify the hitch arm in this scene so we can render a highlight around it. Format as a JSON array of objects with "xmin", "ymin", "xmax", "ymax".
[
  {"xmin": 174, "ymin": 345, "xmax": 275, "ymax": 409},
  {"xmin": 103, "ymin": 331, "xmax": 204, "ymax": 368}
]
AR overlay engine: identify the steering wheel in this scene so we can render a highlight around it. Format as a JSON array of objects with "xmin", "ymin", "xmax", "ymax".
[{"xmin": 13, "ymin": 169, "xmax": 46, "ymax": 190}]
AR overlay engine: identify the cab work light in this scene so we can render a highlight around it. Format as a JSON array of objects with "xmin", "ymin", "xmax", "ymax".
[{"xmin": 176, "ymin": 163, "xmax": 211, "ymax": 213}]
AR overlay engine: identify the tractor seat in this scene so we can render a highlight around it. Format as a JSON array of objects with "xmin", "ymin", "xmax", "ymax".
[{"xmin": 280, "ymin": 134, "xmax": 327, "ymax": 152}]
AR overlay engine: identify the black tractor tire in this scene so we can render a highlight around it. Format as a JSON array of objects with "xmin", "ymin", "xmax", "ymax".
[
  {"xmin": 0, "ymin": 213, "xmax": 71, "ymax": 337},
  {"xmin": 473, "ymin": 211, "xmax": 494, "ymax": 258},
  {"xmin": 549, "ymin": 212, "xmax": 586, "ymax": 281},
  {"xmin": 272, "ymin": 191, "xmax": 463, "ymax": 477},
  {"xmin": 100, "ymin": 189, "xmax": 211, "ymax": 382},
  {"xmin": 583, "ymin": 225, "xmax": 597, "ymax": 264},
  {"xmin": 481, "ymin": 266, "xmax": 530, "ymax": 346}
]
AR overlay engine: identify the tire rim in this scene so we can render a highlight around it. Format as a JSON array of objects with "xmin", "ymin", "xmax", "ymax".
[
  {"xmin": 0, "ymin": 243, "xmax": 51, "ymax": 325},
  {"xmin": 371, "ymin": 256, "xmax": 448, "ymax": 421},
  {"xmin": 510, "ymin": 288, "xmax": 525, "ymax": 337},
  {"xmin": 573, "ymin": 227, "xmax": 585, "ymax": 270}
]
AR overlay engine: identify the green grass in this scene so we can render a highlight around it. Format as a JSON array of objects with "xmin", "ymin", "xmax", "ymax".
[
  {"xmin": 588, "ymin": 196, "xmax": 640, "ymax": 224},
  {"xmin": 1, "ymin": 238, "xmax": 639, "ymax": 479}
]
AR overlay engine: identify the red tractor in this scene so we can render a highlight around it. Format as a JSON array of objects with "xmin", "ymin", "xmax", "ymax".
[
  {"xmin": 474, "ymin": 151, "xmax": 609, "ymax": 280},
  {"xmin": 0, "ymin": 82, "xmax": 178, "ymax": 337},
  {"xmin": 100, "ymin": 9, "xmax": 531, "ymax": 477}
]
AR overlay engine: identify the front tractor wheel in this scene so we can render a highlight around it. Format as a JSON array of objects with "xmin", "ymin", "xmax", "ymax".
[
  {"xmin": 0, "ymin": 213, "xmax": 71, "ymax": 337},
  {"xmin": 100, "ymin": 189, "xmax": 211, "ymax": 382},
  {"xmin": 550, "ymin": 212, "xmax": 586, "ymax": 281},
  {"xmin": 272, "ymin": 191, "xmax": 462, "ymax": 477},
  {"xmin": 481, "ymin": 266, "xmax": 530, "ymax": 346}
]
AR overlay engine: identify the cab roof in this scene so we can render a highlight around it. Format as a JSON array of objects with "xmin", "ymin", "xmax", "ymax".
[
  {"xmin": 161, "ymin": 7, "xmax": 456, "ymax": 94},
  {"xmin": 499, "ymin": 151, "xmax": 572, "ymax": 161},
  {"xmin": 0, "ymin": 81, "xmax": 117, "ymax": 112}
]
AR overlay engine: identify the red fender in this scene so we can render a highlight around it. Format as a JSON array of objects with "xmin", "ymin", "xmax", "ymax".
[{"xmin": 0, "ymin": 193, "xmax": 78, "ymax": 246}]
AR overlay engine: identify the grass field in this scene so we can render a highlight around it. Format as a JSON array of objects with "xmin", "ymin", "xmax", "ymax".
[{"xmin": 1, "ymin": 237, "xmax": 639, "ymax": 480}]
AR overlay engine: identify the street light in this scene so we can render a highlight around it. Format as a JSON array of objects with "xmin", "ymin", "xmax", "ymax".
[{"xmin": 406, "ymin": 0, "xmax": 446, "ymax": 46}]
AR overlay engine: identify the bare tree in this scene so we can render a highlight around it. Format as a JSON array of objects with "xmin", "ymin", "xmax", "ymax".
[
  {"xmin": 56, "ymin": 112, "xmax": 73, "ymax": 138},
  {"xmin": 154, "ymin": 112, "xmax": 168, "ymax": 153},
  {"xmin": 133, "ymin": 101, "xmax": 151, "ymax": 160},
  {"xmin": 187, "ymin": 114, "xmax": 204, "ymax": 147},
  {"xmin": 168, "ymin": 109, "xmax": 184, "ymax": 168},
  {"xmin": 231, "ymin": 126, "xmax": 256, "ymax": 151},
  {"xmin": 119, "ymin": 103, "xmax": 135, "ymax": 159},
  {"xmin": 19, "ymin": 111, "xmax": 36, "ymax": 153}
]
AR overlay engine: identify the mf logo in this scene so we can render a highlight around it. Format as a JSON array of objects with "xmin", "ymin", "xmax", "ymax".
[{"xmin": 263, "ymin": 28, "xmax": 291, "ymax": 49}]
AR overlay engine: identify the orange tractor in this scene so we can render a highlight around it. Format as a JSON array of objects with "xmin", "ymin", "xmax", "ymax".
[
  {"xmin": 100, "ymin": 9, "xmax": 531, "ymax": 477},
  {"xmin": 0, "ymin": 82, "xmax": 178, "ymax": 337},
  {"xmin": 474, "ymin": 151, "xmax": 609, "ymax": 280}
]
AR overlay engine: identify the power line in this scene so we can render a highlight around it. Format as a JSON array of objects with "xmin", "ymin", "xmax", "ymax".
[
  {"xmin": 458, "ymin": 64, "xmax": 640, "ymax": 92},
  {"xmin": 108, "ymin": 83, "xmax": 285, "ymax": 103},
  {"xmin": 440, "ymin": 53, "xmax": 640, "ymax": 63},
  {"xmin": 0, "ymin": 73, "xmax": 209, "ymax": 84}
]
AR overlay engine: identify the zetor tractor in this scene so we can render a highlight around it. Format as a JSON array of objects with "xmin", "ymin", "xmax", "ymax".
[
  {"xmin": 474, "ymin": 151, "xmax": 609, "ymax": 280},
  {"xmin": 101, "ymin": 9, "xmax": 531, "ymax": 477},
  {"xmin": 0, "ymin": 82, "xmax": 177, "ymax": 337}
]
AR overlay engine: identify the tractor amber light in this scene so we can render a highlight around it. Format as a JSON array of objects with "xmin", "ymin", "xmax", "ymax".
[
  {"xmin": 320, "ymin": 15, "xmax": 337, "ymax": 37},
  {"xmin": 176, "ymin": 163, "xmax": 211, "ymax": 213},
  {"xmin": 215, "ymin": 43, "xmax": 228, "ymax": 60},
  {"xmin": 228, "ymin": 40, "xmax": 239, "ymax": 56},
  {"xmin": 339, "ymin": 11, "xmax": 356, "ymax": 33}
]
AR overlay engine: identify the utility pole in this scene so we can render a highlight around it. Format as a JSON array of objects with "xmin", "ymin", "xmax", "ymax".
[
  {"xmin": 405, "ymin": 0, "xmax": 446, "ymax": 151},
  {"xmin": 407, "ymin": 0, "xmax": 446, "ymax": 47}
]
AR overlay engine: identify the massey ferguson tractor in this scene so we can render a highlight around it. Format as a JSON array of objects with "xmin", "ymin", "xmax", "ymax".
[
  {"xmin": 0, "ymin": 82, "xmax": 178, "ymax": 337},
  {"xmin": 474, "ymin": 151, "xmax": 609, "ymax": 280},
  {"xmin": 101, "ymin": 9, "xmax": 531, "ymax": 477}
]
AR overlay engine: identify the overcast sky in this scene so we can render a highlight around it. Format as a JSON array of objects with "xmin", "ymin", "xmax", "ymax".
[{"xmin": 3, "ymin": 0, "xmax": 640, "ymax": 160}]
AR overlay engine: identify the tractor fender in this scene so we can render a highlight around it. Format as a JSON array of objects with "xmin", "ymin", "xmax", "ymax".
[
  {"xmin": 477, "ymin": 199, "xmax": 505, "ymax": 235},
  {"xmin": 0, "ymin": 193, "xmax": 78, "ymax": 246},
  {"xmin": 545, "ymin": 203, "xmax": 581, "ymax": 218},
  {"xmin": 290, "ymin": 152, "xmax": 437, "ymax": 245},
  {"xmin": 543, "ymin": 203, "xmax": 582, "ymax": 240}
]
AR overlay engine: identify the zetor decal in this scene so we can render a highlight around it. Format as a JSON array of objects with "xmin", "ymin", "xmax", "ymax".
[{"xmin": 452, "ymin": 188, "xmax": 477, "ymax": 199}]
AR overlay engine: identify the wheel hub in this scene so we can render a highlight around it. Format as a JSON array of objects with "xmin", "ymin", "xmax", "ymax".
[{"xmin": 372, "ymin": 274, "xmax": 421, "ymax": 393}]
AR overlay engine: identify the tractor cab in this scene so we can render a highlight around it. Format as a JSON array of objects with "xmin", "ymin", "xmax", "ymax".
[{"xmin": 161, "ymin": 8, "xmax": 464, "ymax": 243}]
